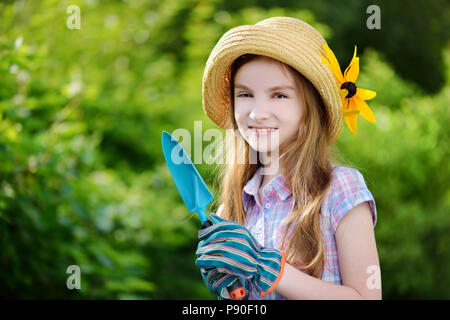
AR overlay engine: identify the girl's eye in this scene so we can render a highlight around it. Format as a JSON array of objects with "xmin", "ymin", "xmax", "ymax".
[
  {"xmin": 274, "ymin": 93, "xmax": 288, "ymax": 99},
  {"xmin": 236, "ymin": 92, "xmax": 288, "ymax": 98}
]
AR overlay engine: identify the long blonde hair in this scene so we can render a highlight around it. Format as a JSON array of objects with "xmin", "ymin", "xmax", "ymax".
[{"xmin": 215, "ymin": 54, "xmax": 342, "ymax": 278}]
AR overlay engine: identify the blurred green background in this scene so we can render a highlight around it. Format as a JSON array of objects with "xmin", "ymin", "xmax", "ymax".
[{"xmin": 0, "ymin": 0, "xmax": 449, "ymax": 299}]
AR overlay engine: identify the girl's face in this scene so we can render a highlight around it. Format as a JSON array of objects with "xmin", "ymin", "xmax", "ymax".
[{"xmin": 233, "ymin": 57, "xmax": 305, "ymax": 154}]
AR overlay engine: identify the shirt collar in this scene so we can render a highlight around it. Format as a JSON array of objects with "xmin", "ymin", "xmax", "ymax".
[{"xmin": 242, "ymin": 166, "xmax": 292, "ymax": 211}]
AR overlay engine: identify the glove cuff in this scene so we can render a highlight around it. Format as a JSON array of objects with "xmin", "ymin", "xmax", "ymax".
[{"xmin": 260, "ymin": 250, "xmax": 286, "ymax": 298}]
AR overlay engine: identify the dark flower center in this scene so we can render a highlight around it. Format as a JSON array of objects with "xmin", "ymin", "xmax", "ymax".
[{"xmin": 341, "ymin": 81, "xmax": 357, "ymax": 98}]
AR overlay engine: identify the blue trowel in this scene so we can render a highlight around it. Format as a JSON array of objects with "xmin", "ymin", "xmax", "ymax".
[{"xmin": 161, "ymin": 131, "xmax": 245, "ymax": 300}]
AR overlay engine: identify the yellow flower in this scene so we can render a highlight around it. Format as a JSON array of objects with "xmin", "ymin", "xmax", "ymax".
[{"xmin": 320, "ymin": 43, "xmax": 376, "ymax": 135}]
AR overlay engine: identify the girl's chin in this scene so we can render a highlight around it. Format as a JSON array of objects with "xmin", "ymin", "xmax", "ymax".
[
  {"xmin": 248, "ymin": 142, "xmax": 280, "ymax": 154},
  {"xmin": 245, "ymin": 131, "xmax": 282, "ymax": 154}
]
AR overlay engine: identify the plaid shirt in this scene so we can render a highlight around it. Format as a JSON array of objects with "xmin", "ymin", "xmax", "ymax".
[{"xmin": 240, "ymin": 164, "xmax": 377, "ymax": 300}]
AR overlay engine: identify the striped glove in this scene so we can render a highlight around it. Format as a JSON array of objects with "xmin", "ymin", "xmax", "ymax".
[
  {"xmin": 199, "ymin": 268, "xmax": 248, "ymax": 300},
  {"xmin": 196, "ymin": 214, "xmax": 286, "ymax": 297},
  {"xmin": 199, "ymin": 214, "xmax": 248, "ymax": 299}
]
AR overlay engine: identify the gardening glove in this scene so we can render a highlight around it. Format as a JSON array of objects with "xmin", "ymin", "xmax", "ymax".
[
  {"xmin": 199, "ymin": 267, "xmax": 248, "ymax": 300},
  {"xmin": 198, "ymin": 214, "xmax": 248, "ymax": 299},
  {"xmin": 196, "ymin": 214, "xmax": 286, "ymax": 297}
]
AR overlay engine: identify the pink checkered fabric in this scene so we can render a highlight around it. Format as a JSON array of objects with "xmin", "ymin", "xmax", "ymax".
[{"xmin": 240, "ymin": 164, "xmax": 377, "ymax": 300}]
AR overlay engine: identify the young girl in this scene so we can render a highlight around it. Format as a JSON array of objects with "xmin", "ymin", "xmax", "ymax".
[{"xmin": 195, "ymin": 17, "xmax": 381, "ymax": 300}]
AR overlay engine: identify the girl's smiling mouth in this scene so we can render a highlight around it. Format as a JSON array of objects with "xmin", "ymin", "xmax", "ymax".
[
  {"xmin": 247, "ymin": 127, "xmax": 279, "ymax": 137},
  {"xmin": 248, "ymin": 125, "xmax": 278, "ymax": 129}
]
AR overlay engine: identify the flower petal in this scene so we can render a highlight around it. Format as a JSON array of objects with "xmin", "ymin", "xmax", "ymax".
[
  {"xmin": 341, "ymin": 98, "xmax": 350, "ymax": 114},
  {"xmin": 322, "ymin": 43, "xmax": 344, "ymax": 84},
  {"xmin": 343, "ymin": 98, "xmax": 358, "ymax": 134},
  {"xmin": 342, "ymin": 97, "xmax": 359, "ymax": 116},
  {"xmin": 339, "ymin": 89, "xmax": 348, "ymax": 105},
  {"xmin": 356, "ymin": 87, "xmax": 376, "ymax": 101},
  {"xmin": 320, "ymin": 55, "xmax": 333, "ymax": 73},
  {"xmin": 344, "ymin": 58, "xmax": 359, "ymax": 83},
  {"xmin": 345, "ymin": 113, "xmax": 358, "ymax": 135},
  {"xmin": 354, "ymin": 95, "xmax": 376, "ymax": 124},
  {"xmin": 343, "ymin": 46, "xmax": 358, "ymax": 80}
]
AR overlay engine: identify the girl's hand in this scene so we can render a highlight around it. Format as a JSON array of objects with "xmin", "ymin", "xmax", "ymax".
[
  {"xmin": 198, "ymin": 214, "xmax": 248, "ymax": 299},
  {"xmin": 196, "ymin": 214, "xmax": 286, "ymax": 297}
]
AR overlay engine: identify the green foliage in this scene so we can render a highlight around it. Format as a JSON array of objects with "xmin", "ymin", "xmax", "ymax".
[
  {"xmin": 0, "ymin": 0, "xmax": 448, "ymax": 299},
  {"xmin": 337, "ymin": 49, "xmax": 450, "ymax": 299}
]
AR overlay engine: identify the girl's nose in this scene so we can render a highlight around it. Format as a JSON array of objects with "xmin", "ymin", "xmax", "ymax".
[{"xmin": 249, "ymin": 99, "xmax": 271, "ymax": 122}]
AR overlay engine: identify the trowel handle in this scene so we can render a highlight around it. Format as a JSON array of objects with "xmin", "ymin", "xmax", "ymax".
[
  {"xmin": 200, "ymin": 219, "xmax": 246, "ymax": 300},
  {"xmin": 201, "ymin": 219, "xmax": 213, "ymax": 229}
]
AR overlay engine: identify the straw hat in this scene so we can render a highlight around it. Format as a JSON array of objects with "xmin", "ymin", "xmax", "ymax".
[{"xmin": 202, "ymin": 16, "xmax": 344, "ymax": 144}]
